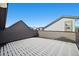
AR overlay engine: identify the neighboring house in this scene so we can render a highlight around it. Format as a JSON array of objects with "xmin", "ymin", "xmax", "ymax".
[
  {"xmin": 44, "ymin": 16, "xmax": 79, "ymax": 32},
  {"xmin": 36, "ymin": 27, "xmax": 44, "ymax": 31}
]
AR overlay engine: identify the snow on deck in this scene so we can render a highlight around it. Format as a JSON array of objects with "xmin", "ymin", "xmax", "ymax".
[{"xmin": 0, "ymin": 37, "xmax": 79, "ymax": 56}]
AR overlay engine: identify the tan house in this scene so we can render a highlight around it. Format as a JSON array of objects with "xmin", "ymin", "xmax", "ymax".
[{"xmin": 44, "ymin": 16, "xmax": 79, "ymax": 32}]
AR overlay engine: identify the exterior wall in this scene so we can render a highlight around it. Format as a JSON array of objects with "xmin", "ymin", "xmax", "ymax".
[
  {"xmin": 38, "ymin": 31, "xmax": 76, "ymax": 42},
  {"xmin": 44, "ymin": 18, "xmax": 75, "ymax": 32}
]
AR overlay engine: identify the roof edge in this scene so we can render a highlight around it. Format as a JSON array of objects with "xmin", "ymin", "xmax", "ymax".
[
  {"xmin": 44, "ymin": 16, "xmax": 79, "ymax": 29},
  {"xmin": 8, "ymin": 20, "xmax": 28, "ymax": 28}
]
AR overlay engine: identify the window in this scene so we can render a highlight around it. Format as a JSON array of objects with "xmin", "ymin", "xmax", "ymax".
[{"xmin": 65, "ymin": 20, "xmax": 73, "ymax": 31}]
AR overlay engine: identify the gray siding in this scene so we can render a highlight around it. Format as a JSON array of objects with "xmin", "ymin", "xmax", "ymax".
[{"xmin": 0, "ymin": 7, "xmax": 7, "ymax": 30}]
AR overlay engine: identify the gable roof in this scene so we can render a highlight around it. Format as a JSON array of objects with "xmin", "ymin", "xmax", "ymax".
[
  {"xmin": 8, "ymin": 20, "xmax": 33, "ymax": 30},
  {"xmin": 44, "ymin": 16, "xmax": 79, "ymax": 29}
]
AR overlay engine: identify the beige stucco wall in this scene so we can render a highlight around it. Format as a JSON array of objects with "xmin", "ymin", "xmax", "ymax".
[
  {"xmin": 38, "ymin": 31, "xmax": 76, "ymax": 42},
  {"xmin": 44, "ymin": 18, "xmax": 75, "ymax": 32}
]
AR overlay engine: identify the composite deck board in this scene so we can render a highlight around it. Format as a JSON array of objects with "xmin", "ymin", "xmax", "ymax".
[
  {"xmin": 6, "ymin": 44, "xmax": 12, "ymax": 56},
  {"xmin": 1, "ymin": 47, "xmax": 4, "ymax": 56},
  {"xmin": 12, "ymin": 42, "xmax": 26, "ymax": 56},
  {"xmin": 8, "ymin": 43, "xmax": 16, "ymax": 56},
  {"xmin": 10, "ymin": 42, "xmax": 21, "ymax": 56},
  {"xmin": 42, "ymin": 42, "xmax": 62, "ymax": 56},
  {"xmin": 0, "ymin": 37, "xmax": 79, "ymax": 56},
  {"xmin": 3, "ymin": 45, "xmax": 8, "ymax": 56}
]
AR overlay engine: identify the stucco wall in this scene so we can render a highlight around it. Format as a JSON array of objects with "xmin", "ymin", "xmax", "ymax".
[
  {"xmin": 38, "ymin": 31, "xmax": 76, "ymax": 43},
  {"xmin": 44, "ymin": 18, "xmax": 75, "ymax": 32}
]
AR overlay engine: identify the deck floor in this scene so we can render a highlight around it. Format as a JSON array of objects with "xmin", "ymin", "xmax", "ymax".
[{"xmin": 0, "ymin": 37, "xmax": 79, "ymax": 56}]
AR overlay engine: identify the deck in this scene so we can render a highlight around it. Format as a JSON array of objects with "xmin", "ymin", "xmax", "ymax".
[{"xmin": 0, "ymin": 37, "xmax": 79, "ymax": 56}]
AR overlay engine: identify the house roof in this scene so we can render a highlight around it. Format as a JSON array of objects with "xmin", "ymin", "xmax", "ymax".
[
  {"xmin": 8, "ymin": 20, "xmax": 33, "ymax": 30},
  {"xmin": 44, "ymin": 16, "xmax": 79, "ymax": 29}
]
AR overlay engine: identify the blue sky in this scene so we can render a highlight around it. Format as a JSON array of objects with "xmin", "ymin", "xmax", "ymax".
[{"xmin": 6, "ymin": 3, "xmax": 79, "ymax": 28}]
